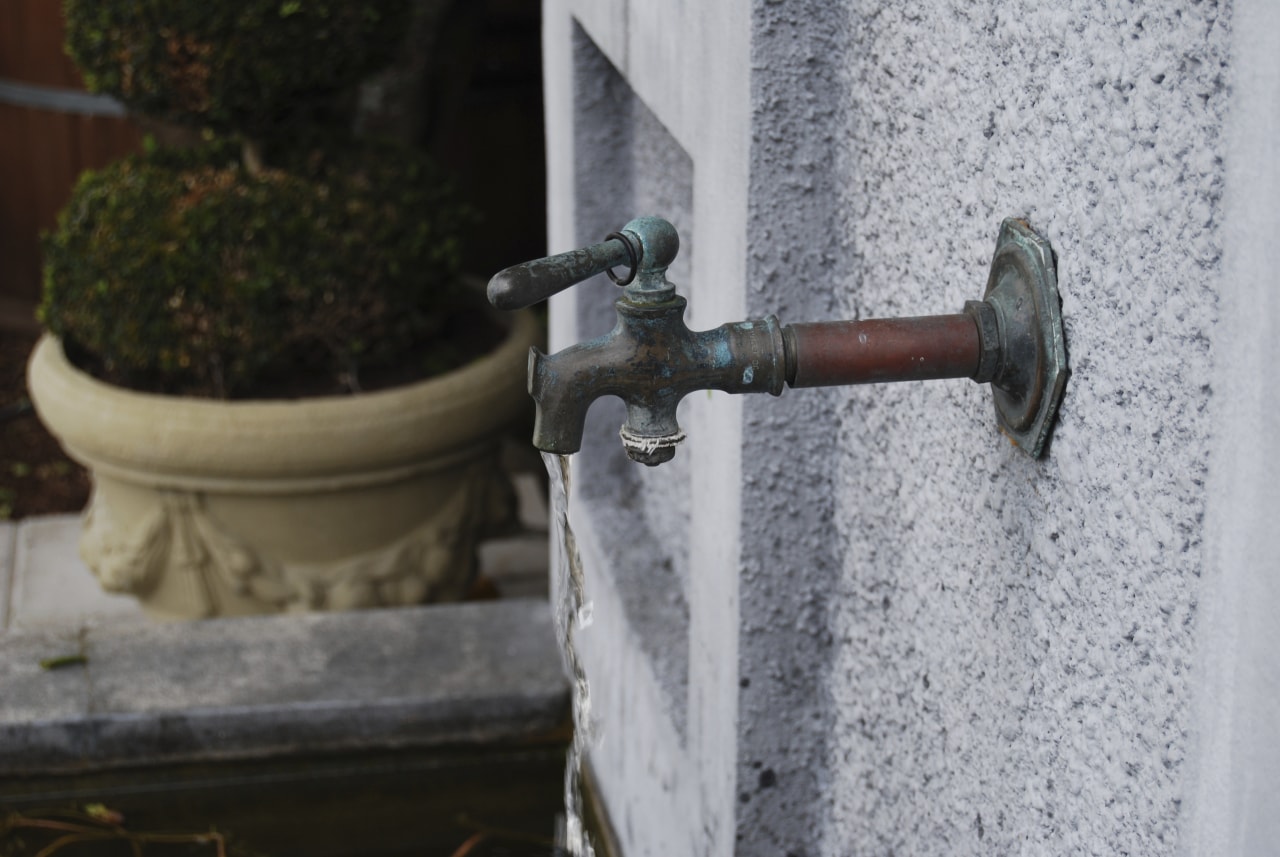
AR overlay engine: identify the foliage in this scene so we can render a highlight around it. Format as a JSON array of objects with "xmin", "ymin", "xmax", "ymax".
[
  {"xmin": 41, "ymin": 138, "xmax": 472, "ymax": 398},
  {"xmin": 63, "ymin": 0, "xmax": 411, "ymax": 138}
]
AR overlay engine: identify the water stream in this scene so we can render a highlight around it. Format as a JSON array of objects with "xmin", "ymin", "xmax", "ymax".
[{"xmin": 544, "ymin": 452, "xmax": 596, "ymax": 857}]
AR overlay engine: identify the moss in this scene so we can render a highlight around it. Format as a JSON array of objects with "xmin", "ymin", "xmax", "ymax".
[
  {"xmin": 63, "ymin": 0, "xmax": 411, "ymax": 137},
  {"xmin": 41, "ymin": 138, "xmax": 473, "ymax": 398}
]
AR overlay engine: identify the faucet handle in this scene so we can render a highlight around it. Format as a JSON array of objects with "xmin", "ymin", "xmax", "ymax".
[{"xmin": 487, "ymin": 235, "xmax": 635, "ymax": 310}]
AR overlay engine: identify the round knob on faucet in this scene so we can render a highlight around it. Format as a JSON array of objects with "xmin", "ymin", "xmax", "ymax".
[{"xmin": 619, "ymin": 216, "xmax": 680, "ymax": 274}]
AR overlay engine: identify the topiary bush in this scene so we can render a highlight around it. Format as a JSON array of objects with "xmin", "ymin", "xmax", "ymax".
[
  {"xmin": 44, "ymin": 0, "xmax": 498, "ymax": 400},
  {"xmin": 64, "ymin": 0, "xmax": 412, "ymax": 138},
  {"xmin": 41, "ymin": 137, "xmax": 475, "ymax": 398}
]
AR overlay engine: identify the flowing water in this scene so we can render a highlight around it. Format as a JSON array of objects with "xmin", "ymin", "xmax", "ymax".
[{"xmin": 543, "ymin": 452, "xmax": 596, "ymax": 857}]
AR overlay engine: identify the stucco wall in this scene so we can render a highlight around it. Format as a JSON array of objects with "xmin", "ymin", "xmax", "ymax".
[
  {"xmin": 811, "ymin": 1, "xmax": 1226, "ymax": 853},
  {"xmin": 542, "ymin": 0, "xmax": 1278, "ymax": 855}
]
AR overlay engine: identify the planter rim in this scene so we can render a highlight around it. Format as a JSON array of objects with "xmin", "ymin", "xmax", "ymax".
[{"xmin": 28, "ymin": 309, "xmax": 540, "ymax": 488}]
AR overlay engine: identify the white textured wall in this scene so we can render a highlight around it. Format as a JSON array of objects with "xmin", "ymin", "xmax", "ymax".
[
  {"xmin": 542, "ymin": 0, "xmax": 1279, "ymax": 854},
  {"xmin": 814, "ymin": 1, "xmax": 1225, "ymax": 853}
]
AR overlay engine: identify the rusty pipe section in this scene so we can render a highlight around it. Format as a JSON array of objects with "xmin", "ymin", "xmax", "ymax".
[{"xmin": 783, "ymin": 314, "xmax": 982, "ymax": 388}]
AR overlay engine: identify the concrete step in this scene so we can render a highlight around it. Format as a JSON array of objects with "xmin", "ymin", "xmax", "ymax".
[
  {"xmin": 1, "ymin": 597, "xmax": 569, "ymax": 776},
  {"xmin": 0, "ymin": 522, "xmax": 11, "ymax": 633},
  {"xmin": 3, "ymin": 514, "xmax": 147, "ymax": 634}
]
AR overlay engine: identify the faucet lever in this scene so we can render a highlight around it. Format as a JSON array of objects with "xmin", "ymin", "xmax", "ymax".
[{"xmin": 487, "ymin": 235, "xmax": 635, "ymax": 310}]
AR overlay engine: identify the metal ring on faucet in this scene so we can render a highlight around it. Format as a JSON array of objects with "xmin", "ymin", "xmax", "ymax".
[{"xmin": 604, "ymin": 232, "xmax": 638, "ymax": 286}]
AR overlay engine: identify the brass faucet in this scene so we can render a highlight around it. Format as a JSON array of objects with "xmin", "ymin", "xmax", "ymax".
[{"xmin": 488, "ymin": 216, "xmax": 1068, "ymax": 465}]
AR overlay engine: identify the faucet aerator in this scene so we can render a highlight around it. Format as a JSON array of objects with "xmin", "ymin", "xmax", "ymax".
[{"xmin": 620, "ymin": 428, "xmax": 685, "ymax": 466}]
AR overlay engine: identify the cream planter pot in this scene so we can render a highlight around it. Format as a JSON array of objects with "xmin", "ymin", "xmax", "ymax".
[{"xmin": 27, "ymin": 310, "xmax": 539, "ymax": 620}]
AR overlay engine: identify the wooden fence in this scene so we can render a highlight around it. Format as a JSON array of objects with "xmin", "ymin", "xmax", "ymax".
[{"xmin": 0, "ymin": 1, "xmax": 142, "ymax": 310}]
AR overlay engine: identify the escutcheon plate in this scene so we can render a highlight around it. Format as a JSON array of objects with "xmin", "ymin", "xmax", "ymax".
[{"xmin": 982, "ymin": 218, "xmax": 1069, "ymax": 458}]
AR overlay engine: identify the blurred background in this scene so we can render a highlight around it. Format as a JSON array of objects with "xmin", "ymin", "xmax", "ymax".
[
  {"xmin": 0, "ymin": 0, "xmax": 547, "ymax": 521},
  {"xmin": 0, "ymin": 0, "xmax": 546, "ymax": 331}
]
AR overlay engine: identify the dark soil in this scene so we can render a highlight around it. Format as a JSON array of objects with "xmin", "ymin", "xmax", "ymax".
[
  {"xmin": 238, "ymin": 307, "xmax": 508, "ymax": 400},
  {"xmin": 0, "ymin": 329, "xmax": 91, "ymax": 520},
  {"xmin": 63, "ymin": 307, "xmax": 507, "ymax": 401}
]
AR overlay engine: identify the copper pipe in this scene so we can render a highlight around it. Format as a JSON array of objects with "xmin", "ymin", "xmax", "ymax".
[{"xmin": 784, "ymin": 314, "xmax": 981, "ymax": 388}]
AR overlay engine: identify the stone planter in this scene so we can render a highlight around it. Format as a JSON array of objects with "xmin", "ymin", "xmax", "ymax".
[{"xmin": 26, "ymin": 309, "xmax": 539, "ymax": 620}]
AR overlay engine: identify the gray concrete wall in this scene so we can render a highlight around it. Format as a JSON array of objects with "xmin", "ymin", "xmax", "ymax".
[{"xmin": 542, "ymin": 0, "xmax": 1280, "ymax": 854}]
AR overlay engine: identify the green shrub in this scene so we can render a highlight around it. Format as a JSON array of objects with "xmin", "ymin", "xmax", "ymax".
[
  {"xmin": 64, "ymin": 0, "xmax": 411, "ymax": 137},
  {"xmin": 41, "ymin": 138, "xmax": 473, "ymax": 398}
]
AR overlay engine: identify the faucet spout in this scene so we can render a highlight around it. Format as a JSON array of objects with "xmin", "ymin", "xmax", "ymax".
[
  {"xmin": 528, "ymin": 294, "xmax": 787, "ymax": 465},
  {"xmin": 526, "ymin": 346, "xmax": 591, "ymax": 457}
]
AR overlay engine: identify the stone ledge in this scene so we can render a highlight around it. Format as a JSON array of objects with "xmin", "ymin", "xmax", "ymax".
[
  {"xmin": 0, "ymin": 598, "xmax": 569, "ymax": 776},
  {"xmin": 7, "ymin": 514, "xmax": 147, "ymax": 634}
]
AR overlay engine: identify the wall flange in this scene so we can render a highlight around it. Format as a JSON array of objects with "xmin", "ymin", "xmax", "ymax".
[{"xmin": 982, "ymin": 218, "xmax": 1069, "ymax": 458}]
